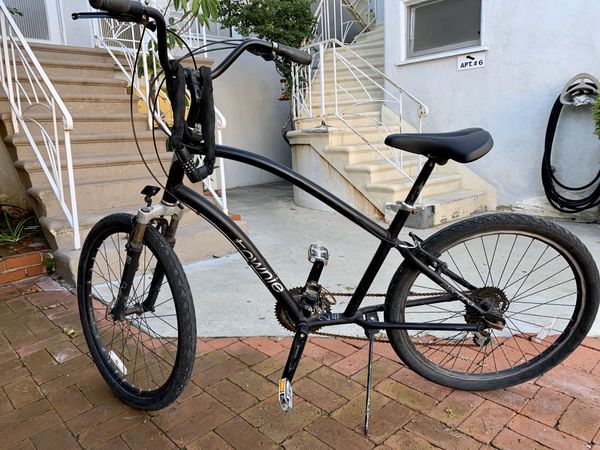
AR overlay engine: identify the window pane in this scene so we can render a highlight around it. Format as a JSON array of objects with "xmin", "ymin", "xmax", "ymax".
[
  {"xmin": 410, "ymin": 0, "xmax": 481, "ymax": 56},
  {"xmin": 6, "ymin": 0, "xmax": 50, "ymax": 40}
]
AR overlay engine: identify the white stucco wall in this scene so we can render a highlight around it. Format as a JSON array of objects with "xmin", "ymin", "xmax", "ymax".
[
  {"xmin": 384, "ymin": 0, "xmax": 600, "ymax": 206},
  {"xmin": 210, "ymin": 50, "xmax": 293, "ymax": 187},
  {"xmin": 60, "ymin": 0, "xmax": 94, "ymax": 47}
]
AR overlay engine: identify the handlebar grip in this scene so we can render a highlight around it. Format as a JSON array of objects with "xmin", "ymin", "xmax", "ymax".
[
  {"xmin": 89, "ymin": 0, "xmax": 144, "ymax": 15},
  {"xmin": 274, "ymin": 43, "xmax": 312, "ymax": 65}
]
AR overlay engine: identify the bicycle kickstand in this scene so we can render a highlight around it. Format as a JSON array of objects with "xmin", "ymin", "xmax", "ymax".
[
  {"xmin": 279, "ymin": 323, "xmax": 309, "ymax": 412},
  {"xmin": 363, "ymin": 312, "xmax": 380, "ymax": 436}
]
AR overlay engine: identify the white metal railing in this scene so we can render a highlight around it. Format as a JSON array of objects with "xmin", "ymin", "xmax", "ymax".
[
  {"xmin": 292, "ymin": 37, "xmax": 429, "ymax": 181},
  {"xmin": 0, "ymin": 1, "xmax": 80, "ymax": 248},
  {"xmin": 293, "ymin": 0, "xmax": 430, "ymax": 182},
  {"xmin": 313, "ymin": 0, "xmax": 377, "ymax": 44},
  {"xmin": 93, "ymin": 5, "xmax": 229, "ymax": 213}
]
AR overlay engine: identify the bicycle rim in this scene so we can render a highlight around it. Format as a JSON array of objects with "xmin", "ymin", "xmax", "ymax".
[{"xmin": 81, "ymin": 223, "xmax": 188, "ymax": 397}]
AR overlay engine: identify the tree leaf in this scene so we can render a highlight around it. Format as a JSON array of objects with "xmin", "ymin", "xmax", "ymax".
[{"xmin": 192, "ymin": 0, "xmax": 200, "ymax": 17}]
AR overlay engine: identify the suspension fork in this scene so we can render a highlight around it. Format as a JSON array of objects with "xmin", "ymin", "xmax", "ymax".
[
  {"xmin": 141, "ymin": 205, "xmax": 185, "ymax": 312},
  {"xmin": 111, "ymin": 202, "xmax": 185, "ymax": 320}
]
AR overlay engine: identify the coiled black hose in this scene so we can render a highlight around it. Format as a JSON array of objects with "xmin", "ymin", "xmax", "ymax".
[{"xmin": 541, "ymin": 95, "xmax": 600, "ymax": 213}]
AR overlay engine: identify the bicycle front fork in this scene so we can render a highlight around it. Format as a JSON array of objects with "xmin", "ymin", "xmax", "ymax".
[{"xmin": 110, "ymin": 190, "xmax": 185, "ymax": 321}]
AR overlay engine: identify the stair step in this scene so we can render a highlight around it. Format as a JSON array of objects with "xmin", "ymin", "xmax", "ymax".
[
  {"xmin": 23, "ymin": 76, "xmax": 128, "ymax": 96},
  {"xmin": 28, "ymin": 176, "xmax": 165, "ymax": 217},
  {"xmin": 346, "ymin": 157, "xmax": 420, "ymax": 183},
  {"xmin": 389, "ymin": 190, "xmax": 490, "ymax": 228},
  {"xmin": 295, "ymin": 111, "xmax": 383, "ymax": 129},
  {"xmin": 12, "ymin": 57, "xmax": 116, "ymax": 78},
  {"xmin": 367, "ymin": 173, "xmax": 462, "ymax": 201},
  {"xmin": 322, "ymin": 59, "xmax": 384, "ymax": 74},
  {"xmin": 0, "ymin": 111, "xmax": 147, "ymax": 134},
  {"xmin": 6, "ymin": 130, "xmax": 164, "ymax": 159},
  {"xmin": 53, "ymin": 94, "xmax": 133, "ymax": 113},
  {"xmin": 311, "ymin": 75, "xmax": 386, "ymax": 95},
  {"xmin": 328, "ymin": 125, "xmax": 395, "ymax": 145},
  {"xmin": 334, "ymin": 46, "xmax": 384, "ymax": 61},
  {"xmin": 322, "ymin": 98, "xmax": 382, "ymax": 113},
  {"xmin": 27, "ymin": 42, "xmax": 117, "ymax": 64},
  {"xmin": 345, "ymin": 153, "xmax": 419, "ymax": 178},
  {"xmin": 353, "ymin": 26, "xmax": 384, "ymax": 43},
  {"xmin": 39, "ymin": 199, "xmax": 230, "ymax": 250},
  {"xmin": 327, "ymin": 142, "xmax": 390, "ymax": 153},
  {"xmin": 347, "ymin": 38, "xmax": 384, "ymax": 52},
  {"xmin": 53, "ymin": 218, "xmax": 246, "ymax": 285},
  {"xmin": 0, "ymin": 92, "xmax": 134, "ymax": 114},
  {"xmin": 15, "ymin": 151, "xmax": 172, "ymax": 185}
]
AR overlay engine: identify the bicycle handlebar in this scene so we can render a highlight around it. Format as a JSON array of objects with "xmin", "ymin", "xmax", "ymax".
[
  {"xmin": 89, "ymin": 0, "xmax": 143, "ymax": 14},
  {"xmin": 273, "ymin": 43, "xmax": 313, "ymax": 66}
]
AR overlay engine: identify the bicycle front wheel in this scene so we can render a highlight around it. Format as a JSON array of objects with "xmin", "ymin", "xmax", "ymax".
[
  {"xmin": 385, "ymin": 213, "xmax": 599, "ymax": 390},
  {"xmin": 77, "ymin": 213, "xmax": 196, "ymax": 409}
]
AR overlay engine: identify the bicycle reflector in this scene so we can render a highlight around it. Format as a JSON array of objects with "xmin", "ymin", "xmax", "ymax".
[{"xmin": 559, "ymin": 73, "xmax": 599, "ymax": 106}]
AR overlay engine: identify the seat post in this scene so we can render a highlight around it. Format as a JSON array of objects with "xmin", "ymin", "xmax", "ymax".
[{"xmin": 388, "ymin": 158, "xmax": 437, "ymax": 238}]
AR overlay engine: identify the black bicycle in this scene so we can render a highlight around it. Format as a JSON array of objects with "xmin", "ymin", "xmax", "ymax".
[{"xmin": 73, "ymin": 0, "xmax": 599, "ymax": 434}]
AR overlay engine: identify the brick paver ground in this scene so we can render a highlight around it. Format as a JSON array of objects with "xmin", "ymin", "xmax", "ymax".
[{"xmin": 1, "ymin": 275, "xmax": 600, "ymax": 450}]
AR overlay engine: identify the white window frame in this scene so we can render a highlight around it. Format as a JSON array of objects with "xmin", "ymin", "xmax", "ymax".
[{"xmin": 397, "ymin": 0, "xmax": 487, "ymax": 66}]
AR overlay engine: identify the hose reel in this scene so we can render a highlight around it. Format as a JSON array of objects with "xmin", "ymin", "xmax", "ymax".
[{"xmin": 542, "ymin": 73, "xmax": 600, "ymax": 213}]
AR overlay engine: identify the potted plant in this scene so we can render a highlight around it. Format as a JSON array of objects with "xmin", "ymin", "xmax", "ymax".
[{"xmin": 219, "ymin": 0, "xmax": 314, "ymax": 100}]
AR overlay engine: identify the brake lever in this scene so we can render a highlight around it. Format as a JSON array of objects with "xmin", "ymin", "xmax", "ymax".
[
  {"xmin": 71, "ymin": 12, "xmax": 156, "ymax": 30},
  {"xmin": 72, "ymin": 12, "xmax": 114, "ymax": 20},
  {"xmin": 248, "ymin": 47, "xmax": 276, "ymax": 62}
]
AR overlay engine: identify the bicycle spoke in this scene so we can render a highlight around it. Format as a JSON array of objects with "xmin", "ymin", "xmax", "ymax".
[
  {"xmin": 86, "ymin": 226, "xmax": 182, "ymax": 394},
  {"xmin": 399, "ymin": 226, "xmax": 584, "ymax": 378}
]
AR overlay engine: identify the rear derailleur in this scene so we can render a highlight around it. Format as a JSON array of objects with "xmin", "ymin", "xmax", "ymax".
[{"xmin": 465, "ymin": 286, "xmax": 509, "ymax": 347}]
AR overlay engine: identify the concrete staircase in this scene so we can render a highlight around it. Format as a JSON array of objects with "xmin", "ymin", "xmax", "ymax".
[
  {"xmin": 291, "ymin": 26, "xmax": 496, "ymax": 227},
  {"xmin": 0, "ymin": 42, "xmax": 242, "ymax": 283}
]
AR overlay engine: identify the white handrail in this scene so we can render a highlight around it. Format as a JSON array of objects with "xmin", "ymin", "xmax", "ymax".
[
  {"xmin": 293, "ymin": 1, "xmax": 430, "ymax": 183},
  {"xmin": 0, "ymin": 1, "xmax": 79, "ymax": 249},
  {"xmin": 92, "ymin": 6, "xmax": 229, "ymax": 214}
]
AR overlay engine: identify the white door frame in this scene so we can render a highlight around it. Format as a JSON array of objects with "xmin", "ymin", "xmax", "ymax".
[
  {"xmin": 42, "ymin": 0, "xmax": 67, "ymax": 44},
  {"xmin": 9, "ymin": 0, "xmax": 66, "ymax": 44}
]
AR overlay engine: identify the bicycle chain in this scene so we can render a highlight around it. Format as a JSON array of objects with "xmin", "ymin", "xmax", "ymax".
[{"xmin": 279, "ymin": 290, "xmax": 436, "ymax": 343}]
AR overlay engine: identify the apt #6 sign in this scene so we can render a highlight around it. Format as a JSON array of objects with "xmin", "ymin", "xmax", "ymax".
[{"xmin": 457, "ymin": 52, "xmax": 486, "ymax": 71}]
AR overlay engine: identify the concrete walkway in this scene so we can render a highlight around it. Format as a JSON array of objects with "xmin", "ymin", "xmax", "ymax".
[
  {"xmin": 0, "ymin": 275, "xmax": 599, "ymax": 449},
  {"xmin": 189, "ymin": 182, "xmax": 600, "ymax": 337}
]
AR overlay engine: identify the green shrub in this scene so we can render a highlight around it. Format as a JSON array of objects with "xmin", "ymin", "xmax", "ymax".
[
  {"xmin": 593, "ymin": 94, "xmax": 600, "ymax": 137},
  {"xmin": 220, "ymin": 0, "xmax": 314, "ymax": 97}
]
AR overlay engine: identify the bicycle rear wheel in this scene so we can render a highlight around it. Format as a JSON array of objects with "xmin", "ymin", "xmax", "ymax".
[
  {"xmin": 385, "ymin": 213, "xmax": 599, "ymax": 390},
  {"xmin": 77, "ymin": 213, "xmax": 196, "ymax": 409}
]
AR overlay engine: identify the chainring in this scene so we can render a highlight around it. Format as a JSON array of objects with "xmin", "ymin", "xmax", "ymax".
[{"xmin": 275, "ymin": 286, "xmax": 331, "ymax": 332}]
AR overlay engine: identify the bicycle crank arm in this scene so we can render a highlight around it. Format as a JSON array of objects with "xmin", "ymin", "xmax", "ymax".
[{"xmin": 279, "ymin": 323, "xmax": 309, "ymax": 412}]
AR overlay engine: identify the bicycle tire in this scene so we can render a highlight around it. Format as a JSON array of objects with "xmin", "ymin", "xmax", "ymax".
[
  {"xmin": 384, "ymin": 213, "xmax": 599, "ymax": 390},
  {"xmin": 77, "ymin": 213, "xmax": 196, "ymax": 409}
]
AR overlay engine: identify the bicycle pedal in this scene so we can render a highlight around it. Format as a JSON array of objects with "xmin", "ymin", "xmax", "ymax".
[
  {"xmin": 278, "ymin": 378, "xmax": 293, "ymax": 412},
  {"xmin": 308, "ymin": 244, "xmax": 329, "ymax": 265}
]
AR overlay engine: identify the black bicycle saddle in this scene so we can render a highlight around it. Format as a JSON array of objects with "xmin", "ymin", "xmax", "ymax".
[{"xmin": 384, "ymin": 128, "xmax": 493, "ymax": 163}]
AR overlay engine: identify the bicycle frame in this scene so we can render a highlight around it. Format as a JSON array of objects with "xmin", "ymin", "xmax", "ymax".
[{"xmin": 161, "ymin": 144, "xmax": 485, "ymax": 335}]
